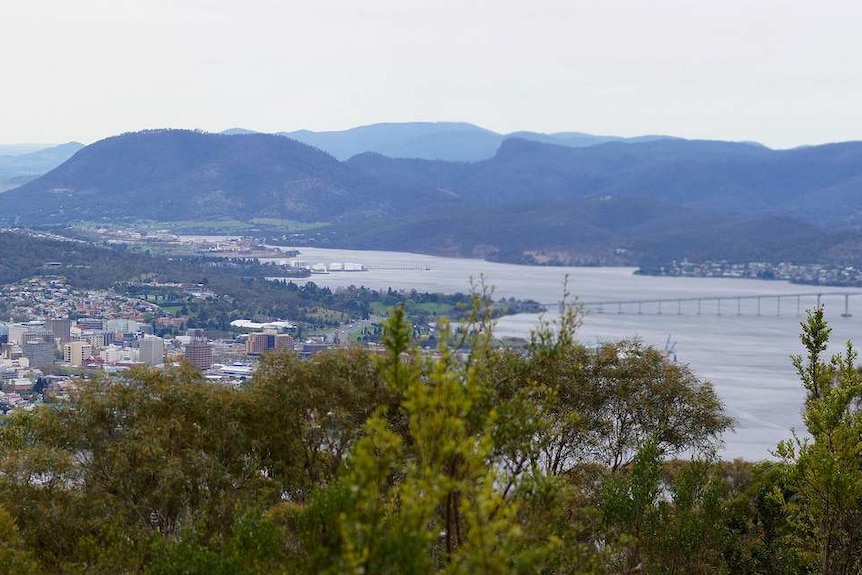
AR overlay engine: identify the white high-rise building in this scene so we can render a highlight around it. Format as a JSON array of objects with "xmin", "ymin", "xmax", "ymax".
[
  {"xmin": 140, "ymin": 336, "xmax": 165, "ymax": 367},
  {"xmin": 99, "ymin": 345, "xmax": 139, "ymax": 364}
]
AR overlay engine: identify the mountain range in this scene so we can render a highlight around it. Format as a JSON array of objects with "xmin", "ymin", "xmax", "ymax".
[
  {"xmin": 223, "ymin": 121, "xmax": 679, "ymax": 162},
  {"xmin": 2, "ymin": 127, "xmax": 862, "ymax": 265},
  {"xmin": 0, "ymin": 142, "xmax": 85, "ymax": 191}
]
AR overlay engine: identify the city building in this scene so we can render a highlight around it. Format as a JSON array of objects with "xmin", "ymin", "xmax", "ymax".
[
  {"xmin": 275, "ymin": 333, "xmax": 295, "ymax": 351},
  {"xmin": 106, "ymin": 318, "xmax": 142, "ymax": 334},
  {"xmin": 79, "ymin": 331, "xmax": 107, "ymax": 351},
  {"xmin": 76, "ymin": 318, "xmax": 105, "ymax": 331},
  {"xmin": 300, "ymin": 342, "xmax": 332, "ymax": 359},
  {"xmin": 7, "ymin": 323, "xmax": 39, "ymax": 346},
  {"xmin": 63, "ymin": 341, "xmax": 92, "ymax": 366},
  {"xmin": 140, "ymin": 335, "xmax": 165, "ymax": 367},
  {"xmin": 99, "ymin": 345, "xmax": 140, "ymax": 364},
  {"xmin": 184, "ymin": 329, "xmax": 213, "ymax": 370},
  {"xmin": 46, "ymin": 318, "xmax": 72, "ymax": 344},
  {"xmin": 21, "ymin": 328, "xmax": 56, "ymax": 367},
  {"xmin": 245, "ymin": 331, "xmax": 295, "ymax": 355},
  {"xmin": 245, "ymin": 332, "xmax": 270, "ymax": 356}
]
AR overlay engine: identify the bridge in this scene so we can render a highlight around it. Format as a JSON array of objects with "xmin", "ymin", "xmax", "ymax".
[{"xmin": 542, "ymin": 292, "xmax": 862, "ymax": 317}]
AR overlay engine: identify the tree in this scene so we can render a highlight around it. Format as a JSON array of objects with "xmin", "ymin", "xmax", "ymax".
[
  {"xmin": 245, "ymin": 347, "xmax": 389, "ymax": 501},
  {"xmin": 486, "ymin": 298, "xmax": 730, "ymax": 477},
  {"xmin": 0, "ymin": 505, "xmax": 42, "ymax": 575},
  {"xmin": 601, "ymin": 444, "xmax": 729, "ymax": 575},
  {"xmin": 776, "ymin": 307, "xmax": 862, "ymax": 575},
  {"xmin": 286, "ymin": 305, "xmax": 544, "ymax": 574},
  {"xmin": 0, "ymin": 287, "xmax": 741, "ymax": 574}
]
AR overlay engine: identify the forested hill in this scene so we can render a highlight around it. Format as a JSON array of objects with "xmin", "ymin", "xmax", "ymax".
[
  {"xmin": 0, "ymin": 130, "xmax": 456, "ymax": 224},
  {"xmin": 360, "ymin": 137, "xmax": 862, "ymax": 222},
  {"xmin": 5, "ymin": 129, "xmax": 862, "ymax": 264}
]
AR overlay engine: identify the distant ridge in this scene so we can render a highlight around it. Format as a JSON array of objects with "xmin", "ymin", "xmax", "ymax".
[
  {"xmin": 0, "ymin": 141, "xmax": 85, "ymax": 189},
  {"xmin": 210, "ymin": 122, "xmax": 688, "ymax": 161},
  {"xmin": 275, "ymin": 121, "xmax": 687, "ymax": 161},
  {"xmin": 0, "ymin": 144, "xmax": 56, "ymax": 156},
  {"xmin": 278, "ymin": 122, "xmax": 501, "ymax": 161},
  {"xmin": 4, "ymin": 128, "xmax": 862, "ymax": 265}
]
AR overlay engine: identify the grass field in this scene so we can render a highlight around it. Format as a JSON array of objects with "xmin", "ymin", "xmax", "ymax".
[{"xmin": 370, "ymin": 301, "xmax": 455, "ymax": 317}]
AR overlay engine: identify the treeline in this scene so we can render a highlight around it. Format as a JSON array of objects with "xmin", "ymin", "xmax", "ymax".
[{"xmin": 0, "ymin": 305, "xmax": 859, "ymax": 574}]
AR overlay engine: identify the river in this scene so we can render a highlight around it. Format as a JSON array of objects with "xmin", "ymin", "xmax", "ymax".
[{"xmin": 266, "ymin": 247, "xmax": 862, "ymax": 461}]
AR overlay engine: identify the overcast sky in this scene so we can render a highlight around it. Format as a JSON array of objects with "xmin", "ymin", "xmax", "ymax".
[{"xmin": 1, "ymin": 0, "xmax": 860, "ymax": 148}]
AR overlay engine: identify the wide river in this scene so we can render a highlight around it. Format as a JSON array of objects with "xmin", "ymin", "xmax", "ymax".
[{"xmin": 267, "ymin": 247, "xmax": 862, "ymax": 461}]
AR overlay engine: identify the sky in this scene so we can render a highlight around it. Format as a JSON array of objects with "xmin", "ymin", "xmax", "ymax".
[{"xmin": 1, "ymin": 0, "xmax": 860, "ymax": 148}]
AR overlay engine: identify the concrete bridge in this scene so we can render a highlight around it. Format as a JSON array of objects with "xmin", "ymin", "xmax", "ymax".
[{"xmin": 542, "ymin": 292, "xmax": 862, "ymax": 317}]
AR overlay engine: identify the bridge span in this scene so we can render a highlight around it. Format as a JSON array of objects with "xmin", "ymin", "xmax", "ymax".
[{"xmin": 542, "ymin": 291, "xmax": 862, "ymax": 317}]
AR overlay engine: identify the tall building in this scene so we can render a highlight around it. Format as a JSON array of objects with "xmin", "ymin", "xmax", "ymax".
[
  {"xmin": 63, "ymin": 341, "xmax": 92, "ymax": 366},
  {"xmin": 275, "ymin": 333, "xmax": 295, "ymax": 351},
  {"xmin": 79, "ymin": 331, "xmax": 106, "ymax": 351},
  {"xmin": 21, "ymin": 328, "xmax": 56, "ymax": 367},
  {"xmin": 246, "ymin": 331, "xmax": 295, "ymax": 356},
  {"xmin": 184, "ymin": 329, "xmax": 213, "ymax": 370},
  {"xmin": 7, "ymin": 324, "xmax": 30, "ymax": 346},
  {"xmin": 46, "ymin": 318, "xmax": 72, "ymax": 345},
  {"xmin": 245, "ymin": 332, "xmax": 273, "ymax": 356},
  {"xmin": 140, "ymin": 336, "xmax": 165, "ymax": 367}
]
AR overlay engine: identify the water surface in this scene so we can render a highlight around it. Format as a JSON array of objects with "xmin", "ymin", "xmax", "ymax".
[{"xmin": 268, "ymin": 247, "xmax": 862, "ymax": 461}]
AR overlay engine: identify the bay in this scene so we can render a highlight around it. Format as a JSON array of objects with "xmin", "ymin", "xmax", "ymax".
[{"xmin": 267, "ymin": 247, "xmax": 862, "ymax": 461}]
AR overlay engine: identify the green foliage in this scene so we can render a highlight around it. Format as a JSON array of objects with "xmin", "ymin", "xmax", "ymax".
[
  {"xmin": 296, "ymin": 298, "xmax": 536, "ymax": 574},
  {"xmin": 776, "ymin": 307, "xmax": 862, "ymax": 574},
  {"xmin": 0, "ymin": 505, "xmax": 42, "ymax": 575},
  {"xmin": 719, "ymin": 460, "xmax": 807, "ymax": 575},
  {"xmin": 488, "ymin": 294, "xmax": 731, "ymax": 477},
  {"xmin": 146, "ymin": 515, "xmax": 289, "ymax": 575},
  {"xmin": 247, "ymin": 347, "xmax": 388, "ymax": 499},
  {"xmin": 6, "ymin": 294, "xmax": 857, "ymax": 575}
]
